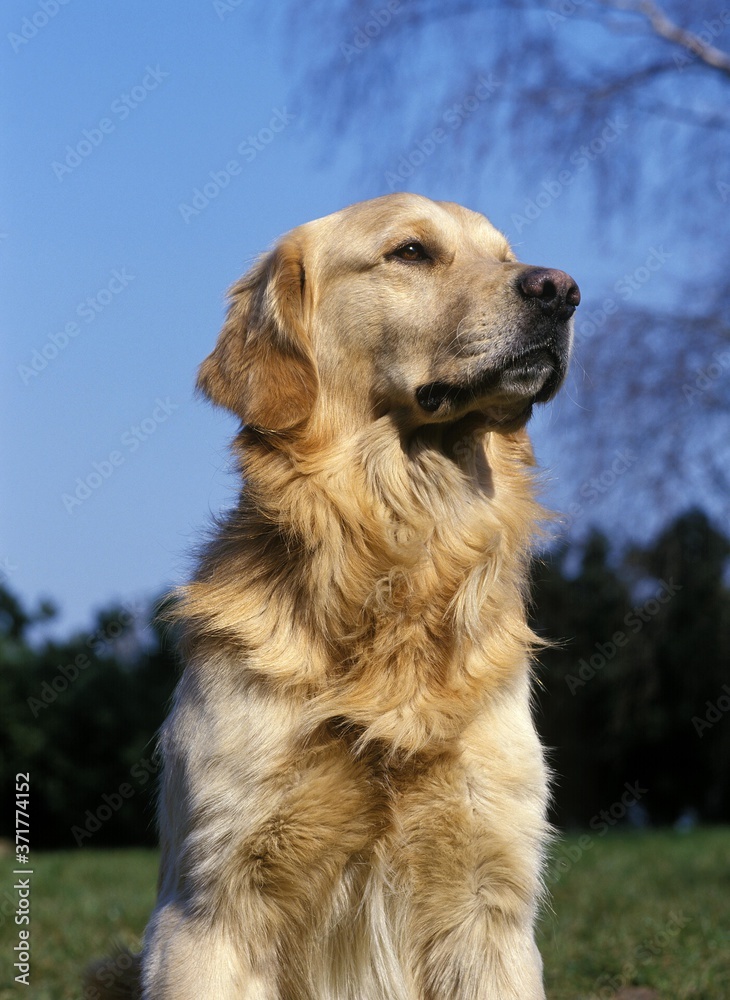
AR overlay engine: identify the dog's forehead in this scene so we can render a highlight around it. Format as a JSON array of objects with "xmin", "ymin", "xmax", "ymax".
[
  {"xmin": 301, "ymin": 193, "xmax": 511, "ymax": 262},
  {"xmin": 432, "ymin": 198, "xmax": 511, "ymax": 256}
]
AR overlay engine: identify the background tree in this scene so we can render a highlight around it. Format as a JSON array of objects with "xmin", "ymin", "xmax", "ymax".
[
  {"xmin": 2, "ymin": 508, "xmax": 728, "ymax": 846},
  {"xmin": 273, "ymin": 0, "xmax": 730, "ymax": 532},
  {"xmin": 531, "ymin": 510, "xmax": 730, "ymax": 827},
  {"xmin": 0, "ymin": 588, "xmax": 180, "ymax": 848},
  {"xmin": 532, "ymin": 531, "xmax": 634, "ymax": 825},
  {"xmin": 623, "ymin": 509, "xmax": 730, "ymax": 821}
]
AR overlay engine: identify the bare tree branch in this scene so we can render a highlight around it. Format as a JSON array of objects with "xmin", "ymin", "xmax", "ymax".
[
  {"xmin": 608, "ymin": 0, "xmax": 730, "ymax": 77},
  {"xmin": 640, "ymin": 101, "xmax": 730, "ymax": 130},
  {"xmin": 274, "ymin": 0, "xmax": 730, "ymax": 530}
]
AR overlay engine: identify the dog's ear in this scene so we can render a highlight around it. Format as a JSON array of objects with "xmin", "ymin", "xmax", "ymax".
[{"xmin": 197, "ymin": 234, "xmax": 318, "ymax": 431}]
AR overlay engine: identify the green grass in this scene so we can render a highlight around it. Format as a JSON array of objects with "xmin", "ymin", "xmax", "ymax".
[
  {"xmin": 0, "ymin": 830, "xmax": 727, "ymax": 998},
  {"xmin": 0, "ymin": 849, "xmax": 157, "ymax": 1000},
  {"xmin": 540, "ymin": 827, "xmax": 730, "ymax": 999}
]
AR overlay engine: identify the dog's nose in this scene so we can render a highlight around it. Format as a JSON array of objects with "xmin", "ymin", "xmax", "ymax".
[{"xmin": 518, "ymin": 268, "xmax": 580, "ymax": 321}]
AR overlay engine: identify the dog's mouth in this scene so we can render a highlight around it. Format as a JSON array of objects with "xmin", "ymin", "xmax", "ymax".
[{"xmin": 416, "ymin": 344, "xmax": 566, "ymax": 425}]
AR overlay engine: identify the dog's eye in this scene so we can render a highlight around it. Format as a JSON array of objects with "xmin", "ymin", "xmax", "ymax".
[{"xmin": 391, "ymin": 241, "xmax": 430, "ymax": 262}]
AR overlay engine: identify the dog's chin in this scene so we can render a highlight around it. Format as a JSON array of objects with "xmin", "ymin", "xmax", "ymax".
[
  {"xmin": 492, "ymin": 347, "xmax": 563, "ymax": 402},
  {"xmin": 416, "ymin": 346, "xmax": 566, "ymax": 430}
]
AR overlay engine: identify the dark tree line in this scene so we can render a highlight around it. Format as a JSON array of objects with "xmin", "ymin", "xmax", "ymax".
[
  {"xmin": 1, "ymin": 506, "xmax": 728, "ymax": 848},
  {"xmin": 532, "ymin": 508, "xmax": 730, "ymax": 827},
  {"xmin": 0, "ymin": 593, "xmax": 179, "ymax": 849}
]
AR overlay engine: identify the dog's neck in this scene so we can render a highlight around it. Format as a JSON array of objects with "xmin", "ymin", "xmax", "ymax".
[{"xmin": 176, "ymin": 420, "xmax": 545, "ymax": 753}]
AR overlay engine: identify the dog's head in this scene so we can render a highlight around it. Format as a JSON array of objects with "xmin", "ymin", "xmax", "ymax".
[{"xmin": 198, "ymin": 193, "xmax": 579, "ymax": 437}]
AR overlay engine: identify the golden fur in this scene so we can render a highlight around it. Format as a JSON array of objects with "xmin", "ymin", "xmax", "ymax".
[{"xmin": 86, "ymin": 193, "xmax": 578, "ymax": 999}]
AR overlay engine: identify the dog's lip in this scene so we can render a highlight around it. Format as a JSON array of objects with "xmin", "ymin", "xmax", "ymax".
[
  {"xmin": 497, "ymin": 344, "xmax": 555, "ymax": 379},
  {"xmin": 416, "ymin": 344, "xmax": 565, "ymax": 414},
  {"xmin": 496, "ymin": 345, "xmax": 562, "ymax": 401}
]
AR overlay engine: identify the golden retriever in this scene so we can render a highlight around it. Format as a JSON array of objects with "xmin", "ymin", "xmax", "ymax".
[{"xmin": 87, "ymin": 193, "xmax": 579, "ymax": 999}]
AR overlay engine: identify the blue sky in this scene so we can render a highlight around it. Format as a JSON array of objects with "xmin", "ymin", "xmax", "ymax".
[{"xmin": 1, "ymin": 1, "xmax": 697, "ymax": 635}]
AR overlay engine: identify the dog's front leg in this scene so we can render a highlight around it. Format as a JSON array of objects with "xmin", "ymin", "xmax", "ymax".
[
  {"xmin": 141, "ymin": 670, "xmax": 378, "ymax": 999},
  {"xmin": 142, "ymin": 901, "xmax": 279, "ymax": 1000},
  {"xmin": 392, "ymin": 680, "xmax": 550, "ymax": 1000}
]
